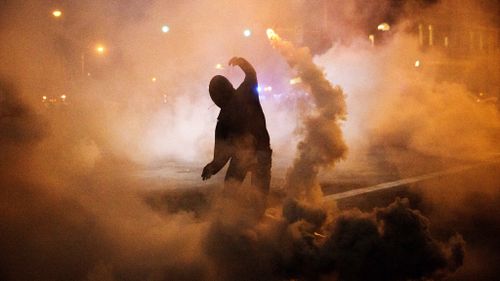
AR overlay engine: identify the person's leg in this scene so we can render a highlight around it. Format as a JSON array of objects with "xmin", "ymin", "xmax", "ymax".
[{"xmin": 251, "ymin": 149, "xmax": 272, "ymax": 195}]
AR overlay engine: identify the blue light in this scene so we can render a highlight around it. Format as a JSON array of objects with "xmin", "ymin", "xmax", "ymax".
[{"xmin": 256, "ymin": 86, "xmax": 262, "ymax": 92}]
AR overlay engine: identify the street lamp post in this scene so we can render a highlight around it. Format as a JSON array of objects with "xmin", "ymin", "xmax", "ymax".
[
  {"xmin": 81, "ymin": 53, "xmax": 85, "ymax": 76},
  {"xmin": 81, "ymin": 44, "xmax": 106, "ymax": 76}
]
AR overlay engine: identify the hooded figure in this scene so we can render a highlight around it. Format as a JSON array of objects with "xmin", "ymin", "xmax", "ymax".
[{"xmin": 202, "ymin": 57, "xmax": 272, "ymax": 195}]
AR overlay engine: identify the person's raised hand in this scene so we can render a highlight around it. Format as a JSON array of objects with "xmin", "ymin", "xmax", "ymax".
[{"xmin": 228, "ymin": 57, "xmax": 241, "ymax": 67}]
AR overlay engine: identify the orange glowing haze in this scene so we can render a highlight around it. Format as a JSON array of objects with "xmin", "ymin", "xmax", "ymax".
[{"xmin": 0, "ymin": 0, "xmax": 498, "ymax": 280}]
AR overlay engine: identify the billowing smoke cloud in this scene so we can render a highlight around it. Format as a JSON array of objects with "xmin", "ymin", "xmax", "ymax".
[
  {"xmin": 0, "ymin": 80, "xmax": 465, "ymax": 280},
  {"xmin": 283, "ymin": 0, "xmax": 440, "ymax": 54},
  {"xmin": 204, "ymin": 197, "xmax": 464, "ymax": 281},
  {"xmin": 0, "ymin": 80, "xmax": 212, "ymax": 281},
  {"xmin": 267, "ymin": 30, "xmax": 348, "ymax": 202},
  {"xmin": 2, "ymin": 0, "xmax": 497, "ymax": 280},
  {"xmin": 314, "ymin": 11, "xmax": 500, "ymax": 179},
  {"xmin": 312, "ymin": 1, "xmax": 499, "ymax": 279},
  {"xmin": 0, "ymin": 80, "xmax": 47, "ymax": 148}
]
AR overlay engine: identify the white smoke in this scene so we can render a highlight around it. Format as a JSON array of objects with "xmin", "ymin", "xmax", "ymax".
[{"xmin": 267, "ymin": 30, "xmax": 348, "ymax": 202}]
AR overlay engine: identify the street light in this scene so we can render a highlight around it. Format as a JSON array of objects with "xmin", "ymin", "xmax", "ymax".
[
  {"xmin": 95, "ymin": 44, "xmax": 106, "ymax": 55},
  {"xmin": 369, "ymin": 34, "xmax": 375, "ymax": 46},
  {"xmin": 377, "ymin": 23, "xmax": 390, "ymax": 31},
  {"xmin": 52, "ymin": 9, "xmax": 62, "ymax": 18},
  {"xmin": 81, "ymin": 43, "xmax": 107, "ymax": 76}
]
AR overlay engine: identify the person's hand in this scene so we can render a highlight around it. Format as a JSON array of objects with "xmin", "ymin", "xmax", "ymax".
[
  {"xmin": 201, "ymin": 163, "xmax": 215, "ymax": 180},
  {"xmin": 228, "ymin": 57, "xmax": 242, "ymax": 67}
]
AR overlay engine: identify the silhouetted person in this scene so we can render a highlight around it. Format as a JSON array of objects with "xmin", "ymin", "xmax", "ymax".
[{"xmin": 202, "ymin": 57, "xmax": 272, "ymax": 195}]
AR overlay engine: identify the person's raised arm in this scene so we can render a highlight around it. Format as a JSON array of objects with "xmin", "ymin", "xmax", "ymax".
[{"xmin": 228, "ymin": 57, "xmax": 257, "ymax": 87}]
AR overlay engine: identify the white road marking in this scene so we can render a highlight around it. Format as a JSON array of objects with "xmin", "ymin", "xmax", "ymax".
[{"xmin": 324, "ymin": 158, "xmax": 500, "ymax": 201}]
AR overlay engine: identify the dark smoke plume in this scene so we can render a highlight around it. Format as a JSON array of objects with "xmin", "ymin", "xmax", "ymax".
[
  {"xmin": 204, "ymin": 197, "xmax": 464, "ymax": 281},
  {"xmin": 267, "ymin": 30, "xmax": 348, "ymax": 202},
  {"xmin": 0, "ymin": 80, "xmax": 46, "ymax": 146}
]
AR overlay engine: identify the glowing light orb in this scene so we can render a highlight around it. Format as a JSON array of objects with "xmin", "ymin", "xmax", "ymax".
[
  {"xmin": 415, "ymin": 60, "xmax": 421, "ymax": 68},
  {"xmin": 368, "ymin": 34, "xmax": 375, "ymax": 46},
  {"xmin": 151, "ymin": 77, "xmax": 157, "ymax": 82},
  {"xmin": 215, "ymin": 63, "xmax": 224, "ymax": 70},
  {"xmin": 95, "ymin": 45, "xmax": 105, "ymax": 55},
  {"xmin": 289, "ymin": 77, "xmax": 302, "ymax": 85},
  {"xmin": 161, "ymin": 25, "xmax": 170, "ymax": 33},
  {"xmin": 377, "ymin": 23, "xmax": 390, "ymax": 31},
  {"xmin": 266, "ymin": 28, "xmax": 277, "ymax": 40},
  {"xmin": 52, "ymin": 10, "xmax": 62, "ymax": 18},
  {"xmin": 243, "ymin": 29, "xmax": 252, "ymax": 37}
]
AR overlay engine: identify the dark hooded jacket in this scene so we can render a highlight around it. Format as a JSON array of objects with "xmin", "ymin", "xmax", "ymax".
[{"xmin": 209, "ymin": 58, "xmax": 271, "ymax": 174}]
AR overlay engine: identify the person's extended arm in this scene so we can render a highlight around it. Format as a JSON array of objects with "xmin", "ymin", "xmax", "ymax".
[
  {"xmin": 228, "ymin": 57, "xmax": 257, "ymax": 88},
  {"xmin": 202, "ymin": 121, "xmax": 231, "ymax": 180}
]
